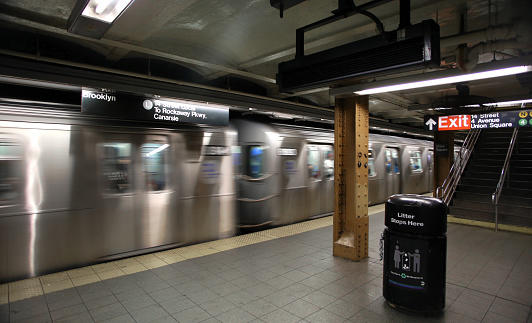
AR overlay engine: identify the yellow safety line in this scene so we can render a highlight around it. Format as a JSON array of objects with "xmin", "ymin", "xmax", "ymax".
[
  {"xmin": 447, "ymin": 215, "xmax": 532, "ymax": 235},
  {"xmin": 6, "ymin": 201, "xmax": 529, "ymax": 304}
]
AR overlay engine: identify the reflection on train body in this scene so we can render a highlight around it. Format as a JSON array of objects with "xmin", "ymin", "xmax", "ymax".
[{"xmin": 0, "ymin": 118, "xmax": 439, "ymax": 282}]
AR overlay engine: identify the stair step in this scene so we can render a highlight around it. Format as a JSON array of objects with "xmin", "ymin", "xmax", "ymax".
[
  {"xmin": 469, "ymin": 158, "xmax": 505, "ymax": 166},
  {"xmin": 513, "ymin": 148, "xmax": 532, "ymax": 154},
  {"xmin": 453, "ymin": 191, "xmax": 491, "ymax": 202},
  {"xmin": 499, "ymin": 194, "xmax": 532, "ymax": 206},
  {"xmin": 480, "ymin": 148, "xmax": 512, "ymax": 154},
  {"xmin": 452, "ymin": 199, "xmax": 532, "ymax": 214},
  {"xmin": 510, "ymin": 166, "xmax": 532, "ymax": 173},
  {"xmin": 477, "ymin": 142, "xmax": 511, "ymax": 147},
  {"xmin": 463, "ymin": 170, "xmax": 500, "ymax": 179},
  {"xmin": 448, "ymin": 206, "xmax": 495, "ymax": 222},
  {"xmin": 506, "ymin": 180, "xmax": 532, "ymax": 189},
  {"xmin": 500, "ymin": 187, "xmax": 532, "ymax": 197},
  {"xmin": 509, "ymin": 174, "xmax": 532, "ymax": 183},
  {"xmin": 510, "ymin": 154, "xmax": 532, "ymax": 160},
  {"xmin": 461, "ymin": 177, "xmax": 498, "ymax": 186},
  {"xmin": 449, "ymin": 206, "xmax": 532, "ymax": 227},
  {"xmin": 455, "ymin": 184, "xmax": 493, "ymax": 194},
  {"xmin": 511, "ymin": 160, "xmax": 532, "ymax": 167},
  {"xmin": 466, "ymin": 165, "xmax": 502, "ymax": 173},
  {"xmin": 473, "ymin": 152, "xmax": 507, "ymax": 158},
  {"xmin": 453, "ymin": 191, "xmax": 532, "ymax": 208}
]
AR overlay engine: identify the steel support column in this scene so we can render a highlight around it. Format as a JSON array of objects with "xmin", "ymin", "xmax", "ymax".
[
  {"xmin": 433, "ymin": 131, "xmax": 454, "ymax": 195},
  {"xmin": 333, "ymin": 95, "xmax": 369, "ymax": 261}
]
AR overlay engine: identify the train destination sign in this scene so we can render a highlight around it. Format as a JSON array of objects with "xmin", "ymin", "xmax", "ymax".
[
  {"xmin": 424, "ymin": 109, "xmax": 532, "ymax": 131},
  {"xmin": 81, "ymin": 88, "xmax": 229, "ymax": 126}
]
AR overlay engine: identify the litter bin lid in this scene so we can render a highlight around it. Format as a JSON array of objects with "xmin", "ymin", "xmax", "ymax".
[{"xmin": 385, "ymin": 194, "xmax": 447, "ymax": 235}]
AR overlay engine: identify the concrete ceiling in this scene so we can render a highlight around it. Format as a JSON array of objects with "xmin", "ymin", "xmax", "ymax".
[{"xmin": 0, "ymin": 0, "xmax": 531, "ymax": 128}]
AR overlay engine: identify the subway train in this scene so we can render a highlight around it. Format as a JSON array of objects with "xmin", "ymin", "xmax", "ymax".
[{"xmin": 0, "ymin": 111, "xmax": 436, "ymax": 282}]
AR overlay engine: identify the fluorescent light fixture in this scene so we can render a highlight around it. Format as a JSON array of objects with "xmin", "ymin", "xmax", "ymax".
[
  {"xmin": 81, "ymin": 0, "xmax": 134, "ymax": 23},
  {"xmin": 485, "ymin": 99, "xmax": 532, "ymax": 107},
  {"xmin": 355, "ymin": 66, "xmax": 532, "ymax": 95},
  {"xmin": 145, "ymin": 144, "xmax": 169, "ymax": 157},
  {"xmin": 464, "ymin": 98, "xmax": 532, "ymax": 108}
]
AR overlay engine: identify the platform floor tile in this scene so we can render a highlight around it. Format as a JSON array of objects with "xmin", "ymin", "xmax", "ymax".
[{"xmin": 2, "ymin": 205, "xmax": 532, "ymax": 322}]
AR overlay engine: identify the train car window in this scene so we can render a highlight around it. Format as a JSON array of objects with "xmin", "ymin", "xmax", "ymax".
[
  {"xmin": 368, "ymin": 149, "xmax": 376, "ymax": 177},
  {"xmin": 232, "ymin": 146, "xmax": 241, "ymax": 173},
  {"xmin": 385, "ymin": 149, "xmax": 392, "ymax": 174},
  {"xmin": 323, "ymin": 148, "xmax": 334, "ymax": 179},
  {"xmin": 141, "ymin": 143, "xmax": 168, "ymax": 191},
  {"xmin": 307, "ymin": 147, "xmax": 320, "ymax": 179},
  {"xmin": 409, "ymin": 150, "xmax": 423, "ymax": 173},
  {"xmin": 428, "ymin": 151, "xmax": 433, "ymax": 171},
  {"xmin": 0, "ymin": 139, "xmax": 23, "ymax": 205},
  {"xmin": 385, "ymin": 148, "xmax": 400, "ymax": 174},
  {"xmin": 101, "ymin": 143, "xmax": 133, "ymax": 194},
  {"xmin": 391, "ymin": 149, "xmax": 400, "ymax": 174},
  {"xmin": 247, "ymin": 146, "xmax": 264, "ymax": 178}
]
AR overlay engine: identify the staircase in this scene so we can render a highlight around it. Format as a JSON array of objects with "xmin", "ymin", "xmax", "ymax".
[{"xmin": 449, "ymin": 128, "xmax": 532, "ymax": 227}]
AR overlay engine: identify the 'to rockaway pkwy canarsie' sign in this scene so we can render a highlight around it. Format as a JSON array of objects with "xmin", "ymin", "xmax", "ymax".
[
  {"xmin": 81, "ymin": 88, "xmax": 229, "ymax": 126},
  {"xmin": 424, "ymin": 109, "xmax": 532, "ymax": 131}
]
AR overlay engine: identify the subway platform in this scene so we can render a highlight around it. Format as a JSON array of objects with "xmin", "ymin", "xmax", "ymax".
[{"xmin": 1, "ymin": 204, "xmax": 531, "ymax": 323}]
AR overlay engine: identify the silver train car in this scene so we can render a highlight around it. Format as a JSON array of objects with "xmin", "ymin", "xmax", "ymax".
[
  {"xmin": 233, "ymin": 120, "xmax": 434, "ymax": 227},
  {"xmin": 0, "ymin": 114, "xmax": 434, "ymax": 282}
]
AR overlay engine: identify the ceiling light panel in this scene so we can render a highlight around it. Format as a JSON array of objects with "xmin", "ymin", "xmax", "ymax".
[
  {"xmin": 81, "ymin": 0, "xmax": 134, "ymax": 23},
  {"xmin": 355, "ymin": 66, "xmax": 532, "ymax": 95}
]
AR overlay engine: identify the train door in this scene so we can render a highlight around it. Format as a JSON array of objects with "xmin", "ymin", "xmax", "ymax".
[
  {"xmin": 98, "ymin": 138, "xmax": 137, "ymax": 255},
  {"xmin": 384, "ymin": 147, "xmax": 401, "ymax": 198},
  {"xmin": 137, "ymin": 136, "xmax": 176, "ymax": 249},
  {"xmin": 427, "ymin": 149, "xmax": 434, "ymax": 193},
  {"xmin": 0, "ymin": 136, "xmax": 24, "ymax": 214},
  {"xmin": 0, "ymin": 136, "xmax": 24, "ymax": 280},
  {"xmin": 367, "ymin": 148, "xmax": 379, "ymax": 204},
  {"xmin": 307, "ymin": 145, "xmax": 321, "ymax": 217},
  {"xmin": 407, "ymin": 149, "xmax": 424, "ymax": 193},
  {"xmin": 321, "ymin": 145, "xmax": 334, "ymax": 214},
  {"xmin": 279, "ymin": 140, "xmax": 306, "ymax": 224}
]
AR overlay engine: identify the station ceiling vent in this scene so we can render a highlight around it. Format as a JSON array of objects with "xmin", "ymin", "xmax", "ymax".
[{"xmin": 276, "ymin": 0, "xmax": 440, "ymax": 93}]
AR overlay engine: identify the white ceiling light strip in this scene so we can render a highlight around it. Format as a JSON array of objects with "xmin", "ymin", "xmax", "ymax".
[
  {"xmin": 81, "ymin": 0, "xmax": 134, "ymax": 23},
  {"xmin": 355, "ymin": 66, "xmax": 532, "ymax": 95}
]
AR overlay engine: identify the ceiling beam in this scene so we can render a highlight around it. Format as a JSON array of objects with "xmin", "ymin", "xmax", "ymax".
[
  {"xmin": 103, "ymin": 0, "xmax": 202, "ymax": 61},
  {"xmin": 0, "ymin": 13, "xmax": 276, "ymax": 84},
  {"xmin": 238, "ymin": 0, "xmax": 465, "ymax": 70}
]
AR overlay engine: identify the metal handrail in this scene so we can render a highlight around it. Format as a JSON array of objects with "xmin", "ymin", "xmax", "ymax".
[
  {"xmin": 437, "ymin": 128, "xmax": 482, "ymax": 205},
  {"xmin": 492, "ymin": 127, "xmax": 519, "ymax": 232}
]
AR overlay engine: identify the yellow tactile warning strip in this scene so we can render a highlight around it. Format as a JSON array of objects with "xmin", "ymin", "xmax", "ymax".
[
  {"xmin": 9, "ymin": 200, "xmax": 528, "ymax": 304},
  {"xmin": 448, "ymin": 215, "xmax": 532, "ymax": 235},
  {"xmin": 0, "ymin": 203, "xmax": 386, "ymax": 304}
]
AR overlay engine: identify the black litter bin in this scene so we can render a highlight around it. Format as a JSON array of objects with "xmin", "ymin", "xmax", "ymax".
[{"xmin": 382, "ymin": 194, "xmax": 447, "ymax": 313}]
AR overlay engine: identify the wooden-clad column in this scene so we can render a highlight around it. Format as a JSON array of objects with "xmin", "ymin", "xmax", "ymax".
[
  {"xmin": 333, "ymin": 95, "xmax": 369, "ymax": 261},
  {"xmin": 433, "ymin": 131, "xmax": 454, "ymax": 196}
]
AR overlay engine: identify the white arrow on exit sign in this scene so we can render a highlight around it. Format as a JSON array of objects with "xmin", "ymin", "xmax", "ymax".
[{"xmin": 425, "ymin": 118, "xmax": 437, "ymax": 131}]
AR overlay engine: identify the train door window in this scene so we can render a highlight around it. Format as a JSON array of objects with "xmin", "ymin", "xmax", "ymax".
[
  {"xmin": 391, "ymin": 149, "xmax": 400, "ymax": 174},
  {"xmin": 247, "ymin": 146, "xmax": 264, "ymax": 179},
  {"xmin": 101, "ymin": 143, "xmax": 133, "ymax": 194},
  {"xmin": 141, "ymin": 143, "xmax": 168, "ymax": 191},
  {"xmin": 409, "ymin": 150, "xmax": 423, "ymax": 173},
  {"xmin": 0, "ymin": 139, "xmax": 23, "ymax": 205},
  {"xmin": 385, "ymin": 149, "xmax": 392, "ymax": 174},
  {"xmin": 323, "ymin": 147, "xmax": 334, "ymax": 179},
  {"xmin": 307, "ymin": 146, "xmax": 320, "ymax": 179},
  {"xmin": 232, "ymin": 146, "xmax": 241, "ymax": 173},
  {"xmin": 428, "ymin": 151, "xmax": 433, "ymax": 171},
  {"xmin": 386, "ymin": 148, "xmax": 400, "ymax": 174},
  {"xmin": 368, "ymin": 149, "xmax": 376, "ymax": 177}
]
